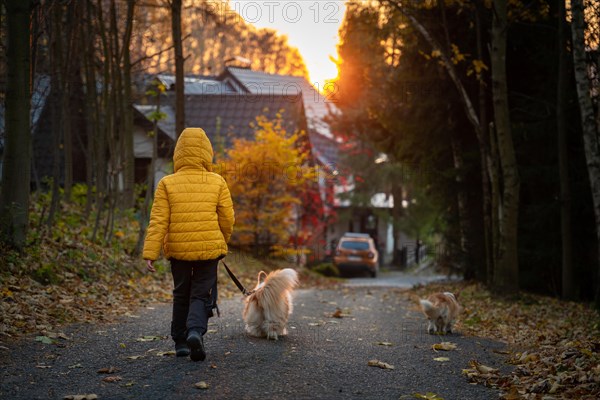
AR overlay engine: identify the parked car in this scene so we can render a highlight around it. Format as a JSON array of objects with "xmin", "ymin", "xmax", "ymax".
[{"xmin": 333, "ymin": 233, "xmax": 379, "ymax": 278}]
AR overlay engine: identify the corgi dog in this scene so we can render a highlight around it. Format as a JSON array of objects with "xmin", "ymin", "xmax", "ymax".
[
  {"xmin": 419, "ymin": 292, "xmax": 461, "ymax": 334},
  {"xmin": 242, "ymin": 268, "xmax": 299, "ymax": 340}
]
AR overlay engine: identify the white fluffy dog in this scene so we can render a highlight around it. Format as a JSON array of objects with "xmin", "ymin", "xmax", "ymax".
[{"xmin": 242, "ymin": 268, "xmax": 299, "ymax": 340}]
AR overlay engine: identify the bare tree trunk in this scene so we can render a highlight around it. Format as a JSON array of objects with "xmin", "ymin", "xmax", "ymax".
[
  {"xmin": 476, "ymin": 0, "xmax": 493, "ymax": 284},
  {"xmin": 571, "ymin": 0, "xmax": 600, "ymax": 309},
  {"xmin": 450, "ymin": 134, "xmax": 472, "ymax": 278},
  {"xmin": 46, "ymin": 1, "xmax": 64, "ymax": 229},
  {"xmin": 491, "ymin": 0, "xmax": 519, "ymax": 295},
  {"xmin": 120, "ymin": 0, "xmax": 136, "ymax": 209},
  {"xmin": 171, "ymin": 0, "xmax": 185, "ymax": 137},
  {"xmin": 82, "ymin": 0, "xmax": 97, "ymax": 218},
  {"xmin": 488, "ymin": 122, "xmax": 500, "ymax": 286},
  {"xmin": 558, "ymin": 0, "xmax": 574, "ymax": 300},
  {"xmin": 391, "ymin": 181, "xmax": 403, "ymax": 266},
  {"xmin": 0, "ymin": 0, "xmax": 33, "ymax": 249}
]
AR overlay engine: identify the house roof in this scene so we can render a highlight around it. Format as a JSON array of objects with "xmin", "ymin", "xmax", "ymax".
[
  {"xmin": 136, "ymin": 92, "xmax": 306, "ymax": 147},
  {"xmin": 137, "ymin": 69, "xmax": 341, "ymax": 167},
  {"xmin": 183, "ymin": 93, "xmax": 305, "ymax": 146},
  {"xmin": 133, "ymin": 104, "xmax": 177, "ymax": 141},
  {"xmin": 224, "ymin": 67, "xmax": 337, "ymax": 140},
  {"xmin": 156, "ymin": 74, "xmax": 237, "ymax": 95}
]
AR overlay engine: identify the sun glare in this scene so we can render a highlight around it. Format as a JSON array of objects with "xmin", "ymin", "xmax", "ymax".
[{"xmin": 229, "ymin": 0, "xmax": 346, "ymax": 92}]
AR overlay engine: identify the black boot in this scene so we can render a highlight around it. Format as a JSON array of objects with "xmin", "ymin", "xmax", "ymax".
[
  {"xmin": 175, "ymin": 340, "xmax": 190, "ymax": 357},
  {"xmin": 186, "ymin": 330, "xmax": 206, "ymax": 362}
]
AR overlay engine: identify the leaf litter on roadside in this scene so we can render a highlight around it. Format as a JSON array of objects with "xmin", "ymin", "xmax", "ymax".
[{"xmin": 411, "ymin": 282, "xmax": 600, "ymax": 398}]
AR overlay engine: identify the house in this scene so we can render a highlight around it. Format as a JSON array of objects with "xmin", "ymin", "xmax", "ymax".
[
  {"xmin": 10, "ymin": 68, "xmax": 417, "ymax": 266},
  {"xmin": 133, "ymin": 66, "xmax": 419, "ymax": 266}
]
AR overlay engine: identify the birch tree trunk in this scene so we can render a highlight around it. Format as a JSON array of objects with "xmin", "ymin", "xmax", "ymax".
[
  {"xmin": 0, "ymin": 0, "xmax": 33, "ymax": 249},
  {"xmin": 570, "ymin": 0, "xmax": 600, "ymax": 308},
  {"xmin": 491, "ymin": 0, "xmax": 519, "ymax": 294}
]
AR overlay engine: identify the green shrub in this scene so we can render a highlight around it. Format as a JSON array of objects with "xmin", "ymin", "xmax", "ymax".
[
  {"xmin": 312, "ymin": 263, "xmax": 339, "ymax": 277},
  {"xmin": 33, "ymin": 263, "xmax": 60, "ymax": 285}
]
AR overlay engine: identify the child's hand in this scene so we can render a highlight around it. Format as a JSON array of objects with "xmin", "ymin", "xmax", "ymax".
[{"xmin": 146, "ymin": 260, "xmax": 156, "ymax": 273}]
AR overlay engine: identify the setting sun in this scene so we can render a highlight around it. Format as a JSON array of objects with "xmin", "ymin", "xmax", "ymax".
[{"xmin": 230, "ymin": 0, "xmax": 346, "ymax": 91}]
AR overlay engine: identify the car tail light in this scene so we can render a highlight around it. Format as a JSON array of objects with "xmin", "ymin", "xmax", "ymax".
[{"xmin": 367, "ymin": 252, "xmax": 375, "ymax": 259}]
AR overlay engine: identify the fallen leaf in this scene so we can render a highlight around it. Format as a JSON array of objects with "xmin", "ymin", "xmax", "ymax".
[
  {"xmin": 206, "ymin": 329, "xmax": 217, "ymax": 334},
  {"xmin": 136, "ymin": 335, "xmax": 162, "ymax": 342},
  {"xmin": 127, "ymin": 355, "xmax": 143, "ymax": 360},
  {"xmin": 368, "ymin": 359, "xmax": 395, "ymax": 369},
  {"xmin": 471, "ymin": 360, "xmax": 498, "ymax": 374},
  {"xmin": 35, "ymin": 336, "xmax": 54, "ymax": 345},
  {"xmin": 194, "ymin": 381, "xmax": 210, "ymax": 389},
  {"xmin": 68, "ymin": 363, "xmax": 83, "ymax": 369},
  {"xmin": 102, "ymin": 376, "xmax": 122, "ymax": 383},
  {"xmin": 433, "ymin": 357, "xmax": 450, "ymax": 362},
  {"xmin": 97, "ymin": 366, "xmax": 119, "ymax": 374},
  {"xmin": 156, "ymin": 350, "xmax": 176, "ymax": 356},
  {"xmin": 413, "ymin": 392, "xmax": 445, "ymax": 400},
  {"xmin": 63, "ymin": 395, "xmax": 98, "ymax": 400},
  {"xmin": 35, "ymin": 364, "xmax": 51, "ymax": 369},
  {"xmin": 432, "ymin": 342, "xmax": 457, "ymax": 351},
  {"xmin": 375, "ymin": 342, "xmax": 393, "ymax": 346}
]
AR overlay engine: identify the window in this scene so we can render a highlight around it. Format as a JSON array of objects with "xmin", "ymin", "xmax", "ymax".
[{"xmin": 340, "ymin": 241, "xmax": 370, "ymax": 251}]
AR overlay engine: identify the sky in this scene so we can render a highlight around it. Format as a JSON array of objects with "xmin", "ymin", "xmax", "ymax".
[{"xmin": 230, "ymin": 0, "xmax": 347, "ymax": 90}]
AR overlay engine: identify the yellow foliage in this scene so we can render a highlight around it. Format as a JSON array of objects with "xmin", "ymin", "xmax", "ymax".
[{"xmin": 220, "ymin": 115, "xmax": 316, "ymax": 249}]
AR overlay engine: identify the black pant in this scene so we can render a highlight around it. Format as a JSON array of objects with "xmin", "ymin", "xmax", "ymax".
[{"xmin": 170, "ymin": 258, "xmax": 218, "ymax": 343}]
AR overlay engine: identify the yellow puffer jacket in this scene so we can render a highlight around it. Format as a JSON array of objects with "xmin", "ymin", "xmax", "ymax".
[{"xmin": 143, "ymin": 128, "xmax": 235, "ymax": 261}]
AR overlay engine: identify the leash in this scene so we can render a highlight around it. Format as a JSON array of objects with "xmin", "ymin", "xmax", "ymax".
[{"xmin": 221, "ymin": 260, "xmax": 254, "ymax": 297}]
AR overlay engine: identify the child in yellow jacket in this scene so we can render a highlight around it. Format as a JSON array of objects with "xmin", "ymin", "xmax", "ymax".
[{"xmin": 143, "ymin": 127, "xmax": 235, "ymax": 362}]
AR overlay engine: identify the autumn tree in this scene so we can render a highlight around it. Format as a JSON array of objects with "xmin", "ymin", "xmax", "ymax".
[
  {"xmin": 133, "ymin": 0, "xmax": 308, "ymax": 77},
  {"xmin": 221, "ymin": 115, "xmax": 315, "ymax": 256}
]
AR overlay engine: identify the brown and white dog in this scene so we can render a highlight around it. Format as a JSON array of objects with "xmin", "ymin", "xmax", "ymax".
[
  {"xmin": 419, "ymin": 292, "xmax": 461, "ymax": 334},
  {"xmin": 242, "ymin": 268, "xmax": 299, "ymax": 340}
]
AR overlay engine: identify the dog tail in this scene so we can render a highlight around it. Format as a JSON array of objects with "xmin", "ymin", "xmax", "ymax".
[
  {"xmin": 263, "ymin": 268, "xmax": 299, "ymax": 294},
  {"xmin": 419, "ymin": 299, "xmax": 435, "ymax": 314}
]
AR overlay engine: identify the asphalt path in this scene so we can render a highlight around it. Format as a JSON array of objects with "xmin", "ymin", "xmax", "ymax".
[
  {"xmin": 343, "ymin": 270, "xmax": 458, "ymax": 289},
  {"xmin": 0, "ymin": 284, "xmax": 508, "ymax": 400}
]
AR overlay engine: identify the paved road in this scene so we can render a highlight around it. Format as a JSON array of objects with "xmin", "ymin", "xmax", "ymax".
[
  {"xmin": 343, "ymin": 270, "xmax": 457, "ymax": 289},
  {"xmin": 0, "ymin": 286, "xmax": 507, "ymax": 400}
]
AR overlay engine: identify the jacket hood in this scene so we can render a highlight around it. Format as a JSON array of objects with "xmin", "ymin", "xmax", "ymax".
[{"xmin": 173, "ymin": 128, "xmax": 213, "ymax": 172}]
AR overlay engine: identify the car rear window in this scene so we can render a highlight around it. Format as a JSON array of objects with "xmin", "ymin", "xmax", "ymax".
[{"xmin": 340, "ymin": 241, "xmax": 370, "ymax": 251}]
